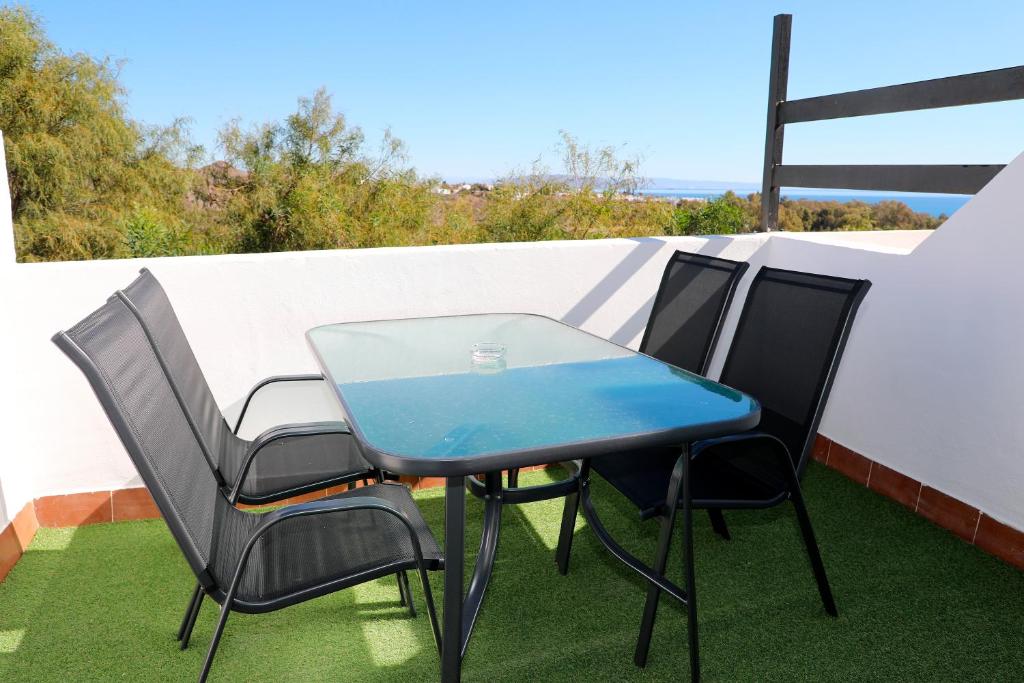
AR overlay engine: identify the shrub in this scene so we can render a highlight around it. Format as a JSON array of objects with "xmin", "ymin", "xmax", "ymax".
[{"xmin": 670, "ymin": 193, "xmax": 750, "ymax": 236}]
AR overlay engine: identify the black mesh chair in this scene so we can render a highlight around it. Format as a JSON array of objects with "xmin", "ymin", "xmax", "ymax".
[
  {"xmin": 505, "ymin": 251, "xmax": 747, "ymax": 490},
  {"xmin": 637, "ymin": 250, "xmax": 750, "ymax": 376},
  {"xmin": 546, "ymin": 251, "xmax": 748, "ymax": 573},
  {"xmin": 563, "ymin": 266, "xmax": 871, "ymax": 680},
  {"xmin": 54, "ymin": 296, "xmax": 443, "ymax": 682},
  {"xmin": 120, "ymin": 268, "xmax": 379, "ymax": 505},
  {"xmin": 116, "ymin": 269, "xmax": 417, "ymax": 645}
]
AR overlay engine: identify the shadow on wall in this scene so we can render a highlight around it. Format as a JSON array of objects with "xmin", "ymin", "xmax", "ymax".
[
  {"xmin": 560, "ymin": 237, "xmax": 670, "ymax": 330},
  {"xmin": 607, "ymin": 236, "xmax": 770, "ymax": 348},
  {"xmin": 545, "ymin": 149, "xmax": 1024, "ymax": 533},
  {"xmin": 557, "ymin": 234, "xmax": 771, "ymax": 351}
]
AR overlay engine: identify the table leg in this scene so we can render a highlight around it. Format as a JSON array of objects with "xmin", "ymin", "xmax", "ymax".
[
  {"xmin": 634, "ymin": 444, "xmax": 696, "ymax": 679},
  {"xmin": 682, "ymin": 449, "xmax": 700, "ymax": 682},
  {"xmin": 442, "ymin": 476, "xmax": 465, "ymax": 682},
  {"xmin": 576, "ymin": 445, "xmax": 697, "ymax": 678},
  {"xmin": 461, "ymin": 471, "xmax": 503, "ymax": 657},
  {"xmin": 440, "ymin": 471, "xmax": 505, "ymax": 681}
]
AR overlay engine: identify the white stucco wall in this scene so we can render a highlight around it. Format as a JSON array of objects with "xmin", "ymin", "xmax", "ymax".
[
  {"xmin": 10, "ymin": 235, "xmax": 767, "ymax": 499},
  {"xmin": 759, "ymin": 153, "xmax": 1024, "ymax": 529},
  {"xmin": 1, "ymin": 143, "xmax": 1022, "ymax": 535},
  {"xmin": 0, "ymin": 132, "xmax": 32, "ymax": 530}
]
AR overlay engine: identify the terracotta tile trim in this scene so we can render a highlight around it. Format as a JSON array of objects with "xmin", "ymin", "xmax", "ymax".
[
  {"xmin": 974, "ymin": 514, "xmax": 1024, "ymax": 568},
  {"xmin": 815, "ymin": 434, "xmax": 1024, "ymax": 570},
  {"xmin": 0, "ymin": 502, "xmax": 39, "ymax": 583},
  {"xmin": 867, "ymin": 461, "xmax": 922, "ymax": 511},
  {"xmin": 33, "ymin": 465, "xmax": 562, "ymax": 518},
  {"xmin": 111, "ymin": 488, "xmax": 160, "ymax": 522},
  {"xmin": 0, "ymin": 474, "xmax": 443, "ymax": 581},
  {"xmin": 4, "ymin": 465, "xmax": 569, "ymax": 581},
  {"xmin": 6, "ymin": 454, "xmax": 1021, "ymax": 582},
  {"xmin": 916, "ymin": 485, "xmax": 981, "ymax": 543},
  {"xmin": 34, "ymin": 491, "xmax": 113, "ymax": 527},
  {"xmin": 827, "ymin": 443, "xmax": 872, "ymax": 486}
]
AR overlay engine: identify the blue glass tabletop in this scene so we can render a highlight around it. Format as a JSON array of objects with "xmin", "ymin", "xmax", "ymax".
[{"xmin": 307, "ymin": 314, "xmax": 759, "ymax": 476}]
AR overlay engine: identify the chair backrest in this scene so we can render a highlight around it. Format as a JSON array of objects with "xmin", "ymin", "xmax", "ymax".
[
  {"xmin": 639, "ymin": 251, "xmax": 749, "ymax": 375},
  {"xmin": 53, "ymin": 296, "xmax": 238, "ymax": 586},
  {"xmin": 118, "ymin": 269, "xmax": 240, "ymax": 481},
  {"xmin": 719, "ymin": 266, "xmax": 871, "ymax": 475}
]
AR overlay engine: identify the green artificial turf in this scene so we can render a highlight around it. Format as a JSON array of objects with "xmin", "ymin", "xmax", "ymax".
[{"xmin": 1, "ymin": 463, "xmax": 1022, "ymax": 681}]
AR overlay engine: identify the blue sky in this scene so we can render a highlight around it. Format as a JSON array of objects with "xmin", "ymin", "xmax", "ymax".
[{"xmin": 20, "ymin": 0, "xmax": 1024, "ymax": 182}]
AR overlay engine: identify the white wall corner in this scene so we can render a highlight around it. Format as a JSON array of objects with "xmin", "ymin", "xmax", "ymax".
[
  {"xmin": 0, "ymin": 131, "xmax": 15, "ymax": 266},
  {"xmin": 0, "ymin": 130, "xmax": 19, "ymax": 528}
]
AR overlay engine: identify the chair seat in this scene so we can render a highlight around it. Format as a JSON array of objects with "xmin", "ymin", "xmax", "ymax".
[
  {"xmin": 222, "ymin": 431, "xmax": 375, "ymax": 503},
  {"xmin": 217, "ymin": 483, "xmax": 443, "ymax": 611},
  {"xmin": 590, "ymin": 438, "xmax": 789, "ymax": 518}
]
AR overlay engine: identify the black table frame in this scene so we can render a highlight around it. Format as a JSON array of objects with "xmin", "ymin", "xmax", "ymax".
[
  {"xmin": 307, "ymin": 315, "xmax": 760, "ymax": 682},
  {"xmin": 438, "ymin": 450, "xmax": 706, "ymax": 682}
]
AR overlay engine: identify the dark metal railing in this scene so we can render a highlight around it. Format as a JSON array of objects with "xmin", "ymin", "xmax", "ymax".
[{"xmin": 759, "ymin": 13, "xmax": 1021, "ymax": 231}]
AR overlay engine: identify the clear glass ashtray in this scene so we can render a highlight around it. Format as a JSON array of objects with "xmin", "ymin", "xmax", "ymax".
[{"xmin": 471, "ymin": 342, "xmax": 507, "ymax": 372}]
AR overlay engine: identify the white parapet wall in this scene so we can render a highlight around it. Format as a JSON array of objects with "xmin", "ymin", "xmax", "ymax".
[
  {"xmin": 0, "ymin": 141, "xmax": 1021, "ymax": 537},
  {"xmin": 8, "ymin": 234, "xmax": 768, "ymax": 501},
  {"xmin": 761, "ymin": 152, "xmax": 1024, "ymax": 531},
  {"xmin": 0, "ymin": 131, "xmax": 32, "ymax": 530}
]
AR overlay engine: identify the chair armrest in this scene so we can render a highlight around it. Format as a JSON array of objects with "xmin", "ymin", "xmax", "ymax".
[
  {"xmin": 690, "ymin": 431, "xmax": 801, "ymax": 491},
  {"xmin": 691, "ymin": 430, "xmax": 790, "ymax": 462},
  {"xmin": 233, "ymin": 374, "xmax": 326, "ymax": 435},
  {"xmin": 248, "ymin": 421, "xmax": 351, "ymax": 452},
  {"xmin": 255, "ymin": 495, "xmax": 415, "ymax": 537},
  {"xmin": 229, "ymin": 421, "xmax": 353, "ymax": 502}
]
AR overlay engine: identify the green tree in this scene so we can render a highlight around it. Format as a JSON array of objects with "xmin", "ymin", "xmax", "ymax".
[
  {"xmin": 121, "ymin": 206, "xmax": 191, "ymax": 257},
  {"xmin": 1, "ymin": 6, "xmax": 204, "ymax": 261},
  {"xmin": 669, "ymin": 192, "xmax": 750, "ymax": 236},
  {"xmin": 219, "ymin": 88, "xmax": 432, "ymax": 252},
  {"xmin": 478, "ymin": 167, "xmax": 566, "ymax": 243},
  {"xmin": 558, "ymin": 131, "xmax": 641, "ymax": 238},
  {"xmin": 479, "ymin": 131, "xmax": 643, "ymax": 242},
  {"xmin": 1, "ymin": 7, "xmax": 134, "ymax": 220},
  {"xmin": 1, "ymin": 6, "xmax": 945, "ymax": 262}
]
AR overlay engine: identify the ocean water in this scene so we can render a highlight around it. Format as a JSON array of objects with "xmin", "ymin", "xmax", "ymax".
[{"xmin": 638, "ymin": 188, "xmax": 969, "ymax": 217}]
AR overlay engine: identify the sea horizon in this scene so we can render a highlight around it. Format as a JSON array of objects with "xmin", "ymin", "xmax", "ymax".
[
  {"xmin": 636, "ymin": 186, "xmax": 969, "ymax": 217},
  {"xmin": 440, "ymin": 175, "xmax": 971, "ymax": 217}
]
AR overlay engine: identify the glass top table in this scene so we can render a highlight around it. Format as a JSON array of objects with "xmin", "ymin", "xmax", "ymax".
[
  {"xmin": 308, "ymin": 313, "xmax": 760, "ymax": 682},
  {"xmin": 307, "ymin": 313, "xmax": 760, "ymax": 477}
]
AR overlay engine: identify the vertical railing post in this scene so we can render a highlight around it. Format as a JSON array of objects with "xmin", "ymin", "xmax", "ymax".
[{"xmin": 759, "ymin": 14, "xmax": 792, "ymax": 232}]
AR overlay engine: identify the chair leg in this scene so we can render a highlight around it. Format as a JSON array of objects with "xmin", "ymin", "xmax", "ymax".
[
  {"xmin": 682, "ymin": 465, "xmax": 700, "ymax": 682},
  {"xmin": 178, "ymin": 582, "xmax": 203, "ymax": 640},
  {"xmin": 707, "ymin": 509, "xmax": 731, "ymax": 540},
  {"xmin": 180, "ymin": 586, "xmax": 204, "ymax": 650},
  {"xmin": 397, "ymin": 570, "xmax": 408, "ymax": 606},
  {"xmin": 789, "ymin": 483, "xmax": 838, "ymax": 617},
  {"xmin": 507, "ymin": 468, "xmax": 520, "ymax": 488},
  {"xmin": 374, "ymin": 469, "xmax": 412, "ymax": 612},
  {"xmin": 634, "ymin": 509, "xmax": 675, "ymax": 668},
  {"xmin": 635, "ymin": 446, "xmax": 690, "ymax": 672},
  {"xmin": 198, "ymin": 602, "xmax": 232, "ymax": 683},
  {"xmin": 398, "ymin": 570, "xmax": 417, "ymax": 617},
  {"xmin": 415, "ymin": 564, "xmax": 442, "ymax": 657},
  {"xmin": 555, "ymin": 488, "xmax": 580, "ymax": 575}
]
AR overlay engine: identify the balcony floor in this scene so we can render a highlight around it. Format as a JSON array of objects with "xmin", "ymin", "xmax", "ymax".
[{"xmin": 1, "ymin": 465, "xmax": 1022, "ymax": 681}]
